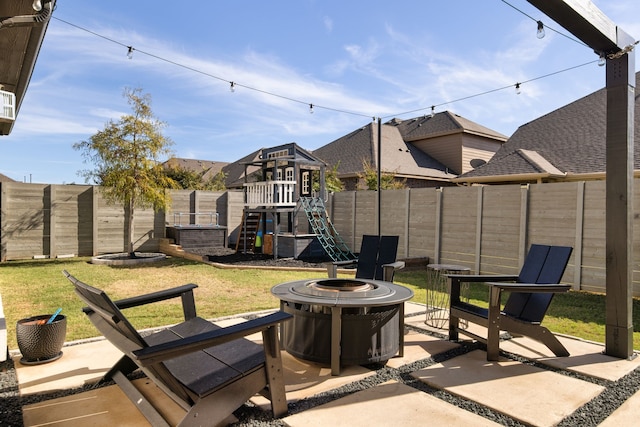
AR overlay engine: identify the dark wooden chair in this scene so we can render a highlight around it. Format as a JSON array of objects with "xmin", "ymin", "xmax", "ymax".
[
  {"xmin": 326, "ymin": 235, "xmax": 405, "ymax": 282},
  {"xmin": 447, "ymin": 244, "xmax": 573, "ymax": 361},
  {"xmin": 63, "ymin": 270, "xmax": 292, "ymax": 427}
]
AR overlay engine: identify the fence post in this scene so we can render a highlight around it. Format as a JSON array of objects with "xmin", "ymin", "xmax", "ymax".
[
  {"xmin": 434, "ymin": 187, "xmax": 443, "ymax": 264},
  {"xmin": 574, "ymin": 181, "xmax": 585, "ymax": 290},
  {"xmin": 47, "ymin": 185, "xmax": 55, "ymax": 259},
  {"xmin": 92, "ymin": 186, "xmax": 98, "ymax": 256},
  {"xmin": 519, "ymin": 184, "xmax": 529, "ymax": 264},
  {"xmin": 475, "ymin": 186, "xmax": 484, "ymax": 274},
  {"xmin": 403, "ymin": 188, "xmax": 410, "ymax": 259}
]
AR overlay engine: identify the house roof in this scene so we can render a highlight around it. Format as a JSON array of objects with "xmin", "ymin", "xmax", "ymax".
[
  {"xmin": 0, "ymin": 172, "xmax": 15, "ymax": 182},
  {"xmin": 164, "ymin": 157, "xmax": 229, "ymax": 181},
  {"xmin": 0, "ymin": 0, "xmax": 55, "ymax": 135},
  {"xmin": 456, "ymin": 72, "xmax": 640, "ymax": 183},
  {"xmin": 389, "ymin": 111, "xmax": 508, "ymax": 142},
  {"xmin": 221, "ymin": 148, "xmax": 263, "ymax": 188},
  {"xmin": 312, "ymin": 117, "xmax": 456, "ymax": 181}
]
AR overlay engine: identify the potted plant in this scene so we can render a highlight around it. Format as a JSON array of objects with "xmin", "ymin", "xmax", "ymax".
[{"xmin": 16, "ymin": 309, "xmax": 66, "ymax": 365}]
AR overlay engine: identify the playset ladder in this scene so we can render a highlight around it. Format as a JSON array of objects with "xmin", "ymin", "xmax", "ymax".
[
  {"xmin": 236, "ymin": 210, "xmax": 262, "ymax": 253},
  {"xmin": 299, "ymin": 197, "xmax": 355, "ymax": 262}
]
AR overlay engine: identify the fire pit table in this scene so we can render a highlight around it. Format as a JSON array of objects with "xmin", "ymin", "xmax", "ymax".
[{"xmin": 271, "ymin": 278, "xmax": 413, "ymax": 375}]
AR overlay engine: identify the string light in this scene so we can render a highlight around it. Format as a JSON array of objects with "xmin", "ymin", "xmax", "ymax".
[
  {"xmin": 598, "ymin": 53, "xmax": 606, "ymax": 67},
  {"xmin": 53, "ymin": 16, "xmax": 605, "ymax": 124},
  {"xmin": 536, "ymin": 21, "xmax": 545, "ymax": 39},
  {"xmin": 500, "ymin": 0, "xmax": 587, "ymax": 47},
  {"xmin": 430, "ymin": 106, "xmax": 435, "ymax": 117},
  {"xmin": 515, "ymin": 83, "xmax": 521, "ymax": 94}
]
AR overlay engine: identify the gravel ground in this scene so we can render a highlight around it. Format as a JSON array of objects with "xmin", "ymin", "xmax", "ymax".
[{"xmin": 2, "ymin": 249, "xmax": 639, "ymax": 426}]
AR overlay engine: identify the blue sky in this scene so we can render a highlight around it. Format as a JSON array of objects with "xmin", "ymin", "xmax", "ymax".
[{"xmin": 2, "ymin": 0, "xmax": 640, "ymax": 184}]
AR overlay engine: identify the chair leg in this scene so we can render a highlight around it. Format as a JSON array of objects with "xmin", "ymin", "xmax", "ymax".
[
  {"xmin": 502, "ymin": 318, "xmax": 570, "ymax": 357},
  {"xmin": 486, "ymin": 286, "xmax": 503, "ymax": 361},
  {"xmin": 262, "ymin": 326, "xmax": 288, "ymax": 417}
]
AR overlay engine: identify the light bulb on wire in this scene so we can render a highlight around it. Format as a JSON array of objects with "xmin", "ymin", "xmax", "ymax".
[
  {"xmin": 598, "ymin": 53, "xmax": 606, "ymax": 67},
  {"xmin": 430, "ymin": 106, "xmax": 435, "ymax": 118},
  {"xmin": 309, "ymin": 104, "xmax": 314, "ymax": 114},
  {"xmin": 536, "ymin": 21, "xmax": 545, "ymax": 39},
  {"xmin": 127, "ymin": 46, "xmax": 134, "ymax": 60},
  {"xmin": 515, "ymin": 83, "xmax": 522, "ymax": 95},
  {"xmin": 230, "ymin": 82, "xmax": 236, "ymax": 92}
]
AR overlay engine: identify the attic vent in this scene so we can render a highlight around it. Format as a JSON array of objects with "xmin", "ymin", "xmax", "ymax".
[{"xmin": 0, "ymin": 90, "xmax": 15, "ymax": 122}]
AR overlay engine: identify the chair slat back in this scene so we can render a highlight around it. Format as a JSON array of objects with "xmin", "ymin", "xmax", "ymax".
[
  {"xmin": 503, "ymin": 245, "xmax": 572, "ymax": 322},
  {"xmin": 354, "ymin": 235, "xmax": 400, "ymax": 281},
  {"xmin": 355, "ymin": 235, "xmax": 382, "ymax": 280},
  {"xmin": 376, "ymin": 235, "xmax": 400, "ymax": 281},
  {"xmin": 63, "ymin": 271, "xmax": 147, "ymax": 351}
]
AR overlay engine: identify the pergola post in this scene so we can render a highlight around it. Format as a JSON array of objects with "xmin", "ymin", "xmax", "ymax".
[
  {"xmin": 605, "ymin": 41, "xmax": 635, "ymax": 358},
  {"xmin": 526, "ymin": 0, "xmax": 636, "ymax": 358}
]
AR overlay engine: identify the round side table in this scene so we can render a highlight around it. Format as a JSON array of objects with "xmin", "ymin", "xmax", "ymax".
[{"xmin": 425, "ymin": 264, "xmax": 470, "ymax": 329}]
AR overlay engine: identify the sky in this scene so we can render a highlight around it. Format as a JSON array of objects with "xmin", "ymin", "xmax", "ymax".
[{"xmin": 2, "ymin": 0, "xmax": 640, "ymax": 184}]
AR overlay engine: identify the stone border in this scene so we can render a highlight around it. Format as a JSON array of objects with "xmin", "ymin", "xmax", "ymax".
[{"xmin": 90, "ymin": 252, "xmax": 166, "ymax": 266}]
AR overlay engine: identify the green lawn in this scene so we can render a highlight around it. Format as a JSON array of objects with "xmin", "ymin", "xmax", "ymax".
[{"xmin": 1, "ymin": 257, "xmax": 638, "ymax": 351}]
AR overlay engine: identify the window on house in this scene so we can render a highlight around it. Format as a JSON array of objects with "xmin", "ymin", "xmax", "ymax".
[{"xmin": 285, "ymin": 167, "xmax": 294, "ymax": 181}]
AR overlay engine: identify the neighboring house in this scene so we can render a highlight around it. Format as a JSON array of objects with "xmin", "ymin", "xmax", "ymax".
[
  {"xmin": 220, "ymin": 149, "xmax": 263, "ymax": 189},
  {"xmin": 0, "ymin": 1, "xmax": 55, "ymax": 135},
  {"xmin": 312, "ymin": 111, "xmax": 507, "ymax": 190},
  {"xmin": 0, "ymin": 173, "xmax": 15, "ymax": 182},
  {"xmin": 455, "ymin": 72, "xmax": 640, "ymax": 185},
  {"xmin": 163, "ymin": 157, "xmax": 229, "ymax": 183}
]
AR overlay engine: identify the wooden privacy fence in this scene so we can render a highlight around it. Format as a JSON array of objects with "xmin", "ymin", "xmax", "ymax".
[
  {"xmin": 329, "ymin": 180, "xmax": 640, "ymax": 296},
  {"xmin": 2, "ymin": 180, "xmax": 639, "ymax": 296}
]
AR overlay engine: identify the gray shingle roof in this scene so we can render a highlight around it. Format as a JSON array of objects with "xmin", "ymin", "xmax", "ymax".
[
  {"xmin": 312, "ymin": 117, "xmax": 458, "ymax": 180},
  {"xmin": 458, "ymin": 72, "xmax": 640, "ymax": 181},
  {"xmin": 0, "ymin": 172, "xmax": 15, "ymax": 182},
  {"xmin": 390, "ymin": 111, "xmax": 508, "ymax": 141}
]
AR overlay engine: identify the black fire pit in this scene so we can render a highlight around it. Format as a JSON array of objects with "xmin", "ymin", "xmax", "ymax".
[{"xmin": 271, "ymin": 278, "xmax": 413, "ymax": 375}]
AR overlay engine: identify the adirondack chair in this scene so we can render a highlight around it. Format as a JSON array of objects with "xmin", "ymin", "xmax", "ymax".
[
  {"xmin": 327, "ymin": 235, "xmax": 405, "ymax": 282},
  {"xmin": 447, "ymin": 244, "xmax": 573, "ymax": 361},
  {"xmin": 63, "ymin": 270, "xmax": 292, "ymax": 427}
]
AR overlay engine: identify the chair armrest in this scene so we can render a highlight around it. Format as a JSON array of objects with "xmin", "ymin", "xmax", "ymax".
[
  {"xmin": 383, "ymin": 261, "xmax": 405, "ymax": 270},
  {"xmin": 133, "ymin": 311, "xmax": 293, "ymax": 365},
  {"xmin": 447, "ymin": 274, "xmax": 519, "ymax": 282},
  {"xmin": 326, "ymin": 260, "xmax": 358, "ymax": 278},
  {"xmin": 382, "ymin": 261, "xmax": 405, "ymax": 282},
  {"xmin": 112, "ymin": 284, "xmax": 199, "ymax": 309},
  {"xmin": 485, "ymin": 282, "xmax": 571, "ymax": 293},
  {"xmin": 83, "ymin": 283, "xmax": 200, "ymax": 321}
]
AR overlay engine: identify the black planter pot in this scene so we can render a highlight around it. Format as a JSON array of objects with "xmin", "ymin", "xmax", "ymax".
[{"xmin": 16, "ymin": 314, "xmax": 66, "ymax": 365}]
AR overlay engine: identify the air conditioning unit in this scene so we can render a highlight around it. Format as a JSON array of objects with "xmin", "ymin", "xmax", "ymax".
[{"xmin": 0, "ymin": 89, "xmax": 16, "ymax": 122}]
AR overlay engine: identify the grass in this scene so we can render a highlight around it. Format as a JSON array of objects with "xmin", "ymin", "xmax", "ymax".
[{"xmin": 1, "ymin": 257, "xmax": 638, "ymax": 351}]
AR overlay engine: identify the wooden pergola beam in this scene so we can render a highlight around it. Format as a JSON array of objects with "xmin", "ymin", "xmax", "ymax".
[{"xmin": 526, "ymin": 0, "xmax": 636, "ymax": 359}]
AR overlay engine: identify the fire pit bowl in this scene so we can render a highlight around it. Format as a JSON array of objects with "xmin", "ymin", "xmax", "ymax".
[{"xmin": 272, "ymin": 278, "xmax": 413, "ymax": 375}]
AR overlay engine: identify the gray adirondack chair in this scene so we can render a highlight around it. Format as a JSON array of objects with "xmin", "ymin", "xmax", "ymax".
[
  {"xmin": 447, "ymin": 244, "xmax": 573, "ymax": 361},
  {"xmin": 63, "ymin": 270, "xmax": 291, "ymax": 427}
]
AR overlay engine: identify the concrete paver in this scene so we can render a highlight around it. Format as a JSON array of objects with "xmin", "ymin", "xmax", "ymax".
[
  {"xmin": 598, "ymin": 387, "xmax": 640, "ymax": 427},
  {"xmin": 13, "ymin": 339, "xmax": 121, "ymax": 395},
  {"xmin": 411, "ymin": 349, "xmax": 605, "ymax": 427},
  {"xmin": 501, "ymin": 334, "xmax": 640, "ymax": 381},
  {"xmin": 282, "ymin": 380, "xmax": 502, "ymax": 427}
]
